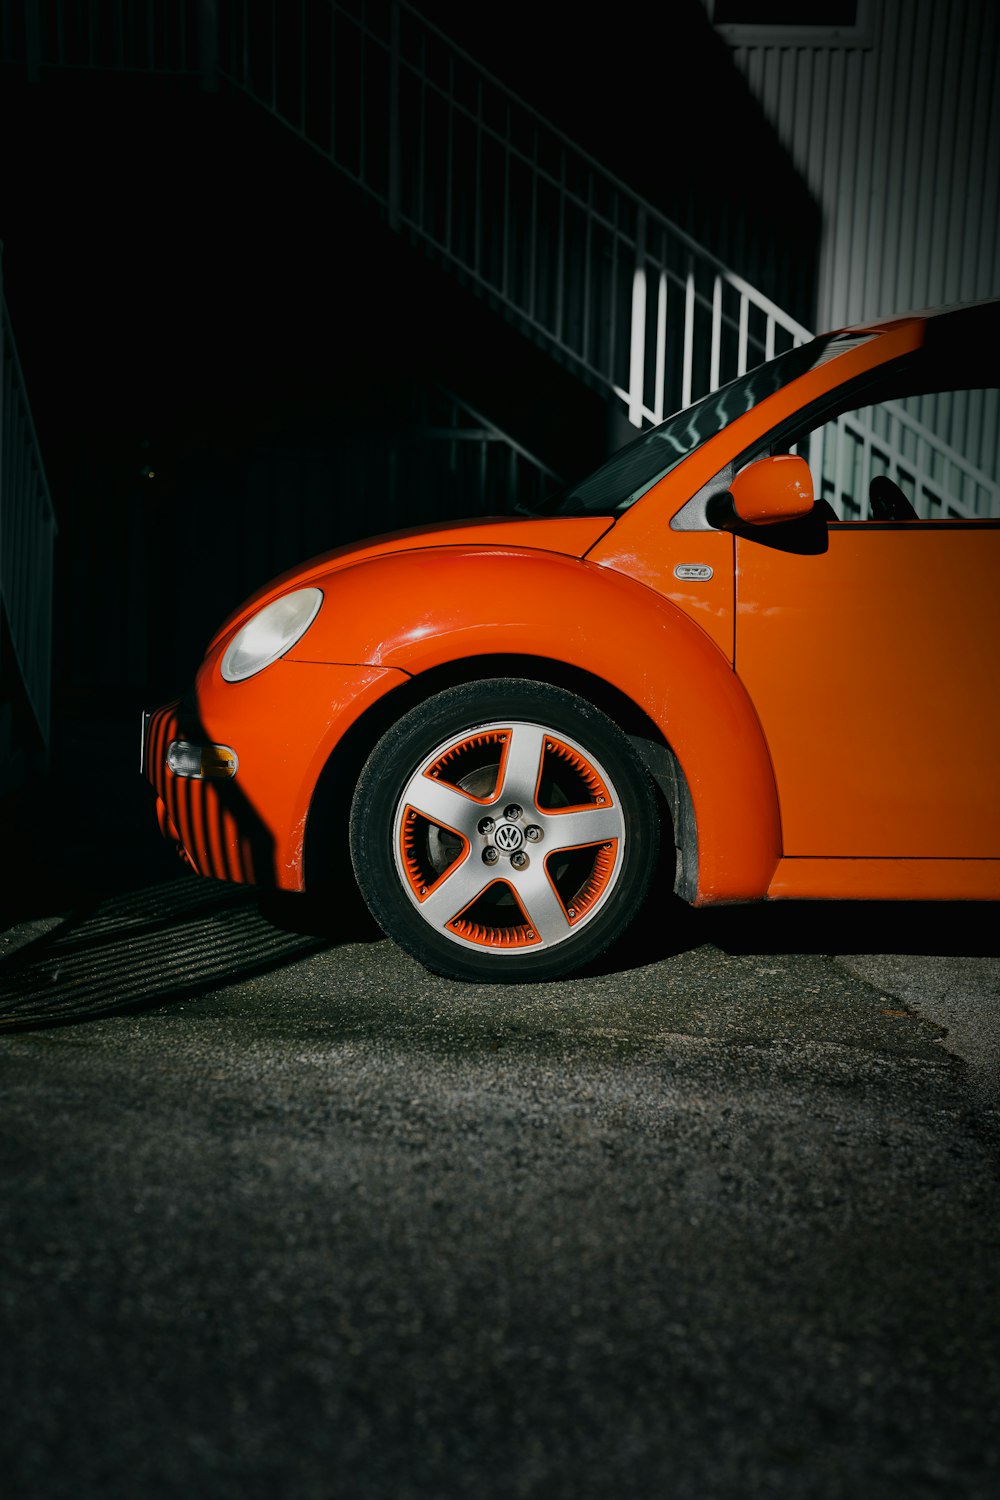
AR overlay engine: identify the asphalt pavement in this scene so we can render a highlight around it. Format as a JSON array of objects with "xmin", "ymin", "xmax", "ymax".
[{"xmin": 1, "ymin": 710, "xmax": 998, "ymax": 1499}]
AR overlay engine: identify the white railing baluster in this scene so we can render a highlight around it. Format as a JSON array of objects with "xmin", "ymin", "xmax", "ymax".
[
  {"xmin": 608, "ymin": 191, "xmax": 620, "ymax": 396},
  {"xmin": 626, "ymin": 210, "xmax": 648, "ymax": 429},
  {"xmin": 628, "ymin": 262, "xmax": 647, "ymax": 430},
  {"xmin": 654, "ymin": 268, "xmax": 667, "ymax": 423},
  {"xmin": 682, "ymin": 260, "xmax": 695, "ymax": 410},
  {"xmin": 737, "ymin": 293, "xmax": 749, "ymax": 376},
  {"xmin": 710, "ymin": 274, "xmax": 722, "ymax": 392}
]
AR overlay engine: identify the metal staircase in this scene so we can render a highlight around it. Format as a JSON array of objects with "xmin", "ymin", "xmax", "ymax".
[
  {"xmin": 225, "ymin": 0, "xmax": 818, "ymax": 428},
  {"xmin": 0, "ymin": 0, "xmax": 812, "ymax": 432},
  {"xmin": 6, "ymin": 0, "xmax": 993, "ymax": 520}
]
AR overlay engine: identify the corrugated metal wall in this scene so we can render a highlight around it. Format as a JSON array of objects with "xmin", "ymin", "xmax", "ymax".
[
  {"xmin": 723, "ymin": 0, "xmax": 1000, "ymax": 328},
  {"xmin": 717, "ymin": 0, "xmax": 1000, "ymax": 483}
]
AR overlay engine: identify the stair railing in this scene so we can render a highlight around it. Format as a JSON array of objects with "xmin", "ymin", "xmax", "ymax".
[
  {"xmin": 0, "ymin": 0, "xmax": 812, "ymax": 425},
  {"xmin": 2, "ymin": 0, "xmax": 995, "ymax": 519},
  {"xmin": 209, "ymin": 0, "xmax": 813, "ymax": 428}
]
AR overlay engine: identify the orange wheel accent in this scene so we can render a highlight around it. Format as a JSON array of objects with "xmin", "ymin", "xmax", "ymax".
[
  {"xmin": 399, "ymin": 804, "xmax": 468, "ymax": 902},
  {"xmin": 423, "ymin": 729, "xmax": 511, "ymax": 800},
  {"xmin": 536, "ymin": 736, "xmax": 612, "ymax": 812},
  {"xmin": 547, "ymin": 840, "xmax": 619, "ymax": 924},
  {"xmin": 446, "ymin": 881, "xmax": 542, "ymax": 947}
]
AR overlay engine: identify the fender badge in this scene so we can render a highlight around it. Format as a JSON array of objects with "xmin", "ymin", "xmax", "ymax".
[{"xmin": 674, "ymin": 563, "xmax": 714, "ymax": 581}]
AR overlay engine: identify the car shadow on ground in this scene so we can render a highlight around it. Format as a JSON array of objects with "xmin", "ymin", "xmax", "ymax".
[
  {"xmin": 592, "ymin": 886, "xmax": 1000, "ymax": 979},
  {"xmin": 258, "ymin": 865, "xmax": 1000, "ymax": 980},
  {"xmin": 2, "ymin": 855, "xmax": 995, "ymax": 1032}
]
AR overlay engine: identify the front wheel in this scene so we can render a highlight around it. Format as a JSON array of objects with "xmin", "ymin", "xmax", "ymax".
[{"xmin": 349, "ymin": 679, "xmax": 660, "ymax": 982}]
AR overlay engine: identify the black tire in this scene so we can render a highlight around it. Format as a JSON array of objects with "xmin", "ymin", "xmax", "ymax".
[{"xmin": 349, "ymin": 679, "xmax": 660, "ymax": 982}]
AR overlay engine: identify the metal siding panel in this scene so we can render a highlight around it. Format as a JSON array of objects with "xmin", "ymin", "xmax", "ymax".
[
  {"xmin": 805, "ymin": 50, "xmax": 834, "ymax": 326},
  {"xmin": 823, "ymin": 48, "xmax": 848, "ymax": 325},
  {"xmin": 925, "ymin": 3, "xmax": 966, "ymax": 308},
  {"xmin": 776, "ymin": 46, "xmax": 796, "ymax": 147},
  {"xmin": 722, "ymin": 0, "xmax": 1000, "ymax": 329},
  {"xmin": 850, "ymin": 47, "xmax": 879, "ymax": 320},
  {"xmin": 972, "ymin": 6, "xmax": 1000, "ymax": 296},
  {"xmin": 719, "ymin": 0, "xmax": 999, "ymax": 478},
  {"xmin": 762, "ymin": 44, "xmax": 780, "ymax": 118},
  {"xmin": 838, "ymin": 48, "xmax": 865, "ymax": 325},
  {"xmin": 899, "ymin": 3, "xmax": 936, "ymax": 315},
  {"xmin": 883, "ymin": 2, "xmax": 921, "ymax": 318},
  {"xmin": 940, "ymin": 1, "xmax": 980, "ymax": 303}
]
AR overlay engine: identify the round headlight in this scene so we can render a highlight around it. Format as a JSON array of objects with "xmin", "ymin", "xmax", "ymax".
[{"xmin": 220, "ymin": 587, "xmax": 323, "ymax": 683}]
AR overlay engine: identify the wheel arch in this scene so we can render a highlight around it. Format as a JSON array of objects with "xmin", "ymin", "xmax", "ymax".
[
  {"xmin": 299, "ymin": 547, "xmax": 780, "ymax": 902},
  {"xmin": 306, "ymin": 652, "xmax": 696, "ymax": 901}
]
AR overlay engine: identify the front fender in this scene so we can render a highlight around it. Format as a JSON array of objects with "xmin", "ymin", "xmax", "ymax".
[{"xmin": 287, "ymin": 546, "xmax": 781, "ymax": 902}]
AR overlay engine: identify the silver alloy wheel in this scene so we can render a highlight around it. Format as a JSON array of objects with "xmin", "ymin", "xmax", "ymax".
[
  {"xmin": 350, "ymin": 678, "xmax": 661, "ymax": 982},
  {"xmin": 391, "ymin": 719, "xmax": 626, "ymax": 954}
]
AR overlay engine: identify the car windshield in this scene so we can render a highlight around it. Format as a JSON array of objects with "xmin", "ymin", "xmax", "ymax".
[{"xmin": 526, "ymin": 333, "xmax": 868, "ymax": 517}]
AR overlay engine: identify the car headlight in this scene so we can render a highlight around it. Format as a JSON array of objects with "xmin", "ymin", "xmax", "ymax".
[{"xmin": 220, "ymin": 587, "xmax": 323, "ymax": 682}]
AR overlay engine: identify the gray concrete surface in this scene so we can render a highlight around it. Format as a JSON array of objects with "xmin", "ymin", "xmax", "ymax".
[
  {"xmin": 837, "ymin": 952, "xmax": 1000, "ymax": 1109},
  {"xmin": 1, "ymin": 713, "xmax": 998, "ymax": 1499}
]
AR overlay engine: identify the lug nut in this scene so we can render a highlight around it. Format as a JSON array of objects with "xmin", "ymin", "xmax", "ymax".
[
  {"xmin": 510, "ymin": 851, "xmax": 528, "ymax": 870},
  {"xmin": 483, "ymin": 847, "xmax": 499, "ymax": 864},
  {"xmin": 525, "ymin": 825, "xmax": 543, "ymax": 843},
  {"xmin": 504, "ymin": 804, "xmax": 523, "ymax": 821},
  {"xmin": 478, "ymin": 816, "xmax": 495, "ymax": 834}
]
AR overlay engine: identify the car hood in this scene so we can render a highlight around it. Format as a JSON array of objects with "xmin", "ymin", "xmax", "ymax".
[{"xmin": 206, "ymin": 513, "xmax": 616, "ymax": 652}]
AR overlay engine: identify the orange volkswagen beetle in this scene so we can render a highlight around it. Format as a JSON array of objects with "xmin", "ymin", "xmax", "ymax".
[{"xmin": 142, "ymin": 300, "xmax": 1000, "ymax": 980}]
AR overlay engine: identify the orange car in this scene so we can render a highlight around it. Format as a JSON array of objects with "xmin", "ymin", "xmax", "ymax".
[{"xmin": 141, "ymin": 299, "xmax": 1000, "ymax": 980}]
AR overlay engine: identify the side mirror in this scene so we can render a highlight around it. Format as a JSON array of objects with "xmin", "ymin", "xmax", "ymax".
[{"xmin": 714, "ymin": 454, "xmax": 815, "ymax": 527}]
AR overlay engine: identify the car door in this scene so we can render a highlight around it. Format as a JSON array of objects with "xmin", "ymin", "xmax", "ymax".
[{"xmin": 733, "ymin": 392, "xmax": 1000, "ymax": 859}]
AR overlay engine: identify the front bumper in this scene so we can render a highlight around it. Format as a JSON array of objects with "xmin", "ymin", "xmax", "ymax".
[{"xmin": 140, "ymin": 659, "xmax": 406, "ymax": 890}]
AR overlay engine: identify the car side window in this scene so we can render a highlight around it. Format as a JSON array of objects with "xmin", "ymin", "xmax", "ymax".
[{"xmin": 786, "ymin": 388, "xmax": 1000, "ymax": 521}]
